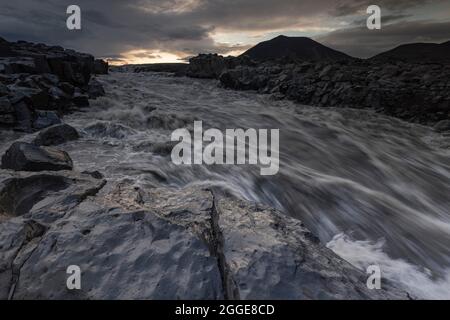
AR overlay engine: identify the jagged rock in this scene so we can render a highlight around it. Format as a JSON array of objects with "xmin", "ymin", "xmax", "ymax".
[
  {"xmin": 12, "ymin": 100, "xmax": 34, "ymax": 132},
  {"xmin": 1, "ymin": 142, "xmax": 73, "ymax": 171},
  {"xmin": 186, "ymin": 54, "xmax": 253, "ymax": 79},
  {"xmin": 33, "ymin": 110, "xmax": 61, "ymax": 130},
  {"xmin": 7, "ymin": 85, "xmax": 49, "ymax": 108},
  {"xmin": 0, "ymin": 97, "xmax": 15, "ymax": 125},
  {"xmin": 93, "ymin": 59, "xmax": 108, "ymax": 74},
  {"xmin": 190, "ymin": 55, "xmax": 450, "ymax": 125},
  {"xmin": 33, "ymin": 123, "xmax": 79, "ymax": 146},
  {"xmin": 87, "ymin": 78, "xmax": 105, "ymax": 99},
  {"xmin": 72, "ymin": 91, "xmax": 89, "ymax": 107},
  {"xmin": 0, "ymin": 38, "xmax": 108, "ymax": 132}
]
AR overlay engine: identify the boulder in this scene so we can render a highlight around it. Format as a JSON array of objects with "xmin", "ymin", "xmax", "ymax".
[
  {"xmin": 34, "ymin": 123, "xmax": 79, "ymax": 146},
  {"xmin": 72, "ymin": 91, "xmax": 89, "ymax": 107},
  {"xmin": 33, "ymin": 110, "xmax": 61, "ymax": 130},
  {"xmin": 87, "ymin": 78, "xmax": 105, "ymax": 99},
  {"xmin": 12, "ymin": 100, "xmax": 34, "ymax": 132},
  {"xmin": 1, "ymin": 142, "xmax": 73, "ymax": 171}
]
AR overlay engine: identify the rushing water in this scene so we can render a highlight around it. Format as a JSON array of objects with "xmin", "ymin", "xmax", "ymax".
[{"xmin": 14, "ymin": 71, "xmax": 450, "ymax": 298}]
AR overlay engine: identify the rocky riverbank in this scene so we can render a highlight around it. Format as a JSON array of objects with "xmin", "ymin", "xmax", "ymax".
[
  {"xmin": 0, "ymin": 37, "xmax": 107, "ymax": 132},
  {"xmin": 177, "ymin": 53, "xmax": 450, "ymax": 127},
  {"xmin": 0, "ymin": 135, "xmax": 410, "ymax": 299}
]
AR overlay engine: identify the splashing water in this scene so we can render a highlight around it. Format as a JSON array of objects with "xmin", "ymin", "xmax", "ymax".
[{"xmin": 55, "ymin": 71, "xmax": 450, "ymax": 298}]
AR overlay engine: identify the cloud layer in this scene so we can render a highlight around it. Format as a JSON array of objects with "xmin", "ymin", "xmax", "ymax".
[{"xmin": 1, "ymin": 0, "xmax": 449, "ymax": 62}]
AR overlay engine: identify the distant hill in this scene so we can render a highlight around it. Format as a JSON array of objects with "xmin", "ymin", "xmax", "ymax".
[
  {"xmin": 240, "ymin": 35, "xmax": 354, "ymax": 62},
  {"xmin": 371, "ymin": 41, "xmax": 450, "ymax": 63}
]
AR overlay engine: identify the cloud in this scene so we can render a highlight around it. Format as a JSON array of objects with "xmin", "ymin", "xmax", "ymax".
[
  {"xmin": 0, "ymin": 0, "xmax": 449, "ymax": 62},
  {"xmin": 317, "ymin": 20, "xmax": 450, "ymax": 58}
]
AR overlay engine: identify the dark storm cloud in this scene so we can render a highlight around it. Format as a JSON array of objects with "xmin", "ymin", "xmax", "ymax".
[
  {"xmin": 0, "ymin": 0, "xmax": 449, "ymax": 60},
  {"xmin": 318, "ymin": 20, "xmax": 450, "ymax": 58},
  {"xmin": 331, "ymin": 0, "xmax": 438, "ymax": 16}
]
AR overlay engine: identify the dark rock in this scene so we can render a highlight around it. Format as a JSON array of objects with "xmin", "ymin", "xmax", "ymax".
[
  {"xmin": 133, "ymin": 63, "xmax": 188, "ymax": 75},
  {"xmin": 87, "ymin": 78, "xmax": 105, "ymax": 99},
  {"xmin": 0, "ymin": 96, "xmax": 13, "ymax": 113},
  {"xmin": 186, "ymin": 54, "xmax": 252, "ymax": 79},
  {"xmin": 0, "ymin": 37, "xmax": 107, "ymax": 132},
  {"xmin": 12, "ymin": 100, "xmax": 34, "ymax": 131},
  {"xmin": 72, "ymin": 91, "xmax": 90, "ymax": 107},
  {"xmin": 34, "ymin": 123, "xmax": 79, "ymax": 146},
  {"xmin": 1, "ymin": 142, "xmax": 73, "ymax": 171},
  {"xmin": 58, "ymin": 82, "xmax": 75, "ymax": 96},
  {"xmin": 81, "ymin": 170, "xmax": 103, "ymax": 179},
  {"xmin": 33, "ymin": 110, "xmax": 62, "ymax": 130},
  {"xmin": 0, "ymin": 83, "xmax": 9, "ymax": 97},
  {"xmin": 93, "ymin": 59, "xmax": 108, "ymax": 74},
  {"xmin": 7, "ymin": 85, "xmax": 49, "ymax": 108},
  {"xmin": 187, "ymin": 54, "xmax": 450, "ymax": 125}
]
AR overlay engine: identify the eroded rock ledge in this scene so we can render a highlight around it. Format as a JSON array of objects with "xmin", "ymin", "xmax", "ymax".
[
  {"xmin": 0, "ymin": 171, "xmax": 410, "ymax": 299},
  {"xmin": 0, "ymin": 37, "xmax": 107, "ymax": 132}
]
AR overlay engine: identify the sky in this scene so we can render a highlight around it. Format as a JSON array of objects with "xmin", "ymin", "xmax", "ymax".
[{"xmin": 1, "ymin": 0, "xmax": 450, "ymax": 64}]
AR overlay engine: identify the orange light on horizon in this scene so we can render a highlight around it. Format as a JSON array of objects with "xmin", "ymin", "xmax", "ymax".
[{"xmin": 106, "ymin": 49, "xmax": 188, "ymax": 65}]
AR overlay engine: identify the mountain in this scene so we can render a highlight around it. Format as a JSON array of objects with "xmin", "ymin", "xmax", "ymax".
[
  {"xmin": 240, "ymin": 35, "xmax": 354, "ymax": 62},
  {"xmin": 371, "ymin": 41, "xmax": 450, "ymax": 63}
]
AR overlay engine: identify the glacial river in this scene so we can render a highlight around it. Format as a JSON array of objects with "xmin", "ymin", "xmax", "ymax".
[{"xmin": 58, "ymin": 71, "xmax": 450, "ymax": 299}]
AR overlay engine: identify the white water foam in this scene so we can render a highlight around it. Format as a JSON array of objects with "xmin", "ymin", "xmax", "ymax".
[{"xmin": 327, "ymin": 233, "xmax": 450, "ymax": 299}]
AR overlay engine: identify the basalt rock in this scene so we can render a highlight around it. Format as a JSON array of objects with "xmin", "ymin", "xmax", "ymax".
[
  {"xmin": 1, "ymin": 142, "xmax": 73, "ymax": 172},
  {"xmin": 33, "ymin": 123, "xmax": 79, "ymax": 146},
  {"xmin": 186, "ymin": 53, "xmax": 450, "ymax": 125},
  {"xmin": 33, "ymin": 111, "xmax": 62, "ymax": 130},
  {"xmin": 93, "ymin": 59, "xmax": 108, "ymax": 75},
  {"xmin": 0, "ymin": 38, "xmax": 107, "ymax": 131},
  {"xmin": 186, "ymin": 54, "xmax": 254, "ymax": 79}
]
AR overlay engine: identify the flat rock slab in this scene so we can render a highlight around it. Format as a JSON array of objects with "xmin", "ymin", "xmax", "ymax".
[
  {"xmin": 9, "ymin": 206, "xmax": 223, "ymax": 300},
  {"xmin": 94, "ymin": 183, "xmax": 410, "ymax": 300}
]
